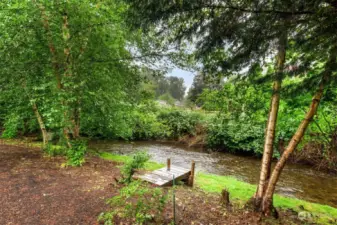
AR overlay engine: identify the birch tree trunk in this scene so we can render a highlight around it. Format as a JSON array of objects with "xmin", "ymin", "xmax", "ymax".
[
  {"xmin": 35, "ymin": 1, "xmax": 72, "ymax": 147},
  {"xmin": 254, "ymin": 29, "xmax": 288, "ymax": 207},
  {"xmin": 32, "ymin": 102, "xmax": 49, "ymax": 148},
  {"xmin": 261, "ymin": 46, "xmax": 337, "ymax": 215}
]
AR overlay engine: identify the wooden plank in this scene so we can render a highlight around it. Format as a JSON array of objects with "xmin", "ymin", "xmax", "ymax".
[
  {"xmin": 139, "ymin": 174, "xmax": 169, "ymax": 186},
  {"xmin": 154, "ymin": 166, "xmax": 188, "ymax": 174},
  {"xmin": 153, "ymin": 171, "xmax": 189, "ymax": 179},
  {"xmin": 167, "ymin": 167, "xmax": 189, "ymax": 173},
  {"xmin": 158, "ymin": 166, "xmax": 189, "ymax": 173},
  {"xmin": 136, "ymin": 165, "xmax": 192, "ymax": 186},
  {"xmin": 152, "ymin": 171, "xmax": 188, "ymax": 181},
  {"xmin": 169, "ymin": 165, "xmax": 189, "ymax": 171},
  {"xmin": 138, "ymin": 174, "xmax": 169, "ymax": 185}
]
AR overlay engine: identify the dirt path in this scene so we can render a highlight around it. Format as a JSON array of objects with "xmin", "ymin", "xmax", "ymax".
[{"xmin": 0, "ymin": 144, "xmax": 120, "ymax": 225}]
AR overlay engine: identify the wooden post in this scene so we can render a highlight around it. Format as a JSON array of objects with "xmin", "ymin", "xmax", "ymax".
[
  {"xmin": 167, "ymin": 158, "xmax": 171, "ymax": 171},
  {"xmin": 188, "ymin": 160, "xmax": 195, "ymax": 187},
  {"xmin": 221, "ymin": 189, "xmax": 230, "ymax": 207}
]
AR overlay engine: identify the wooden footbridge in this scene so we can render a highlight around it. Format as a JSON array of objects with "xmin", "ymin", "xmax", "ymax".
[{"xmin": 136, "ymin": 159, "xmax": 195, "ymax": 187}]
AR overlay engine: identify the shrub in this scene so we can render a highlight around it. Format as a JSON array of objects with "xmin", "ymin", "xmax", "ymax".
[
  {"xmin": 157, "ymin": 110, "xmax": 203, "ymax": 138},
  {"xmin": 158, "ymin": 93, "xmax": 175, "ymax": 106},
  {"xmin": 121, "ymin": 151, "xmax": 150, "ymax": 183},
  {"xmin": 1, "ymin": 114, "xmax": 21, "ymax": 138},
  {"xmin": 207, "ymin": 114, "xmax": 265, "ymax": 155},
  {"xmin": 132, "ymin": 110, "xmax": 170, "ymax": 140},
  {"xmin": 43, "ymin": 143, "xmax": 66, "ymax": 157},
  {"xmin": 98, "ymin": 181, "xmax": 168, "ymax": 225},
  {"xmin": 66, "ymin": 139, "xmax": 87, "ymax": 166}
]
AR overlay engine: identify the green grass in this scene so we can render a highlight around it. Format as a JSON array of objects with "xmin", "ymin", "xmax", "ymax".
[
  {"xmin": 1, "ymin": 138, "xmax": 45, "ymax": 148},
  {"xmin": 196, "ymin": 173, "xmax": 337, "ymax": 224},
  {"xmin": 99, "ymin": 152, "xmax": 130, "ymax": 163},
  {"xmin": 1, "ymin": 138, "xmax": 65, "ymax": 155},
  {"xmin": 196, "ymin": 173, "xmax": 256, "ymax": 204},
  {"xmin": 99, "ymin": 151, "xmax": 164, "ymax": 171}
]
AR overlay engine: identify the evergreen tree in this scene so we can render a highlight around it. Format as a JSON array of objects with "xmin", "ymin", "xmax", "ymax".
[
  {"xmin": 188, "ymin": 73, "xmax": 206, "ymax": 104},
  {"xmin": 187, "ymin": 72, "xmax": 222, "ymax": 105},
  {"xmin": 153, "ymin": 76, "xmax": 186, "ymax": 101}
]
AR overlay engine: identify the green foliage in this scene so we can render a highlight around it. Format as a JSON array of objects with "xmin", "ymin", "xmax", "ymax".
[
  {"xmin": 121, "ymin": 151, "xmax": 151, "ymax": 183},
  {"xmin": 124, "ymin": 0, "xmax": 337, "ymax": 160},
  {"xmin": 207, "ymin": 114, "xmax": 265, "ymax": 155},
  {"xmin": 99, "ymin": 181, "xmax": 168, "ymax": 225},
  {"xmin": 1, "ymin": 114, "xmax": 21, "ymax": 139},
  {"xmin": 83, "ymin": 101, "xmax": 206, "ymax": 141},
  {"xmin": 154, "ymin": 76, "xmax": 186, "ymax": 101},
  {"xmin": 0, "ymin": 0, "xmax": 150, "ymax": 145},
  {"xmin": 42, "ymin": 143, "xmax": 65, "ymax": 157},
  {"xmin": 158, "ymin": 93, "xmax": 176, "ymax": 106},
  {"xmin": 197, "ymin": 89, "xmax": 223, "ymax": 111},
  {"xmin": 131, "ymin": 105, "xmax": 170, "ymax": 140},
  {"xmin": 187, "ymin": 72, "xmax": 222, "ymax": 106},
  {"xmin": 66, "ymin": 140, "xmax": 87, "ymax": 167},
  {"xmin": 158, "ymin": 110, "xmax": 203, "ymax": 138}
]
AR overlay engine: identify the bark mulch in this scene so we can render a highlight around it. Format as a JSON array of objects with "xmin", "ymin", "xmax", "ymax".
[{"xmin": 0, "ymin": 144, "xmax": 120, "ymax": 225}]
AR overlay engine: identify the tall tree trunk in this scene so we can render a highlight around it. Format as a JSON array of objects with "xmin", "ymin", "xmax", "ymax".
[
  {"xmin": 331, "ymin": 127, "xmax": 337, "ymax": 152},
  {"xmin": 35, "ymin": 1, "xmax": 62, "ymax": 89},
  {"xmin": 72, "ymin": 102, "xmax": 81, "ymax": 139},
  {"xmin": 261, "ymin": 46, "xmax": 337, "ymax": 215},
  {"xmin": 254, "ymin": 29, "xmax": 288, "ymax": 207},
  {"xmin": 70, "ymin": 25, "xmax": 90, "ymax": 140},
  {"xmin": 32, "ymin": 102, "xmax": 49, "ymax": 148},
  {"xmin": 35, "ymin": 1, "xmax": 72, "ymax": 147},
  {"xmin": 62, "ymin": 8, "xmax": 73, "ymax": 147}
]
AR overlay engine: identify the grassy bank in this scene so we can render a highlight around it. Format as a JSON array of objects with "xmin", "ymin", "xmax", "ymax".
[
  {"xmin": 100, "ymin": 151, "xmax": 337, "ymax": 225},
  {"xmin": 196, "ymin": 173, "xmax": 337, "ymax": 225}
]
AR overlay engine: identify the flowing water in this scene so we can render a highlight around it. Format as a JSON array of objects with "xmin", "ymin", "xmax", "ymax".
[{"xmin": 90, "ymin": 140, "xmax": 337, "ymax": 208}]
